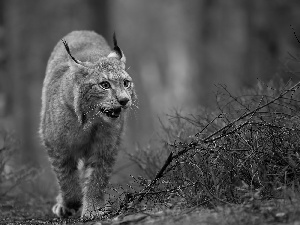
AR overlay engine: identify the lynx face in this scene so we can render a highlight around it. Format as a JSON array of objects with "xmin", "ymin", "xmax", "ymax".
[
  {"xmin": 64, "ymin": 41, "xmax": 136, "ymax": 127},
  {"xmin": 77, "ymin": 61, "xmax": 135, "ymax": 126},
  {"xmin": 84, "ymin": 68, "xmax": 133, "ymax": 122}
]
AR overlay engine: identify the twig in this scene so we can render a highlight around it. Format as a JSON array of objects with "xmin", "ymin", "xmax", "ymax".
[
  {"xmin": 291, "ymin": 25, "xmax": 300, "ymax": 44},
  {"xmin": 133, "ymin": 152, "xmax": 173, "ymax": 204},
  {"xmin": 202, "ymin": 80, "xmax": 300, "ymax": 143},
  {"xmin": 167, "ymin": 81, "xmax": 300, "ymax": 173}
]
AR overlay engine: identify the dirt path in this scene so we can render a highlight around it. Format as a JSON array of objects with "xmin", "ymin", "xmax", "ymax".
[{"xmin": 2, "ymin": 197, "xmax": 300, "ymax": 225}]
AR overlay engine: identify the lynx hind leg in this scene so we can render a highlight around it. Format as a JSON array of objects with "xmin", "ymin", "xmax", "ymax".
[{"xmin": 50, "ymin": 155, "xmax": 83, "ymax": 218}]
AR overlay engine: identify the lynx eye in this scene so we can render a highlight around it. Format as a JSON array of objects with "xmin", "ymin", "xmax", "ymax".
[
  {"xmin": 99, "ymin": 81, "xmax": 111, "ymax": 90},
  {"xmin": 124, "ymin": 79, "xmax": 131, "ymax": 88}
]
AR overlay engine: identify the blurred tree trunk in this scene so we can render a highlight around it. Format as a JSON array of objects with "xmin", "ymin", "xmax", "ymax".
[
  {"xmin": 0, "ymin": 0, "xmax": 9, "ymax": 116},
  {"xmin": 197, "ymin": 0, "xmax": 248, "ymax": 104},
  {"xmin": 4, "ymin": 0, "xmax": 109, "ymax": 168},
  {"xmin": 242, "ymin": 0, "xmax": 255, "ymax": 86}
]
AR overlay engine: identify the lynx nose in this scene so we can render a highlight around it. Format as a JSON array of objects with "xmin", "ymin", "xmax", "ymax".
[{"xmin": 118, "ymin": 97, "xmax": 129, "ymax": 106}]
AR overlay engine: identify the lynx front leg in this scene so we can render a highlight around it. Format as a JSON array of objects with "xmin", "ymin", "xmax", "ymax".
[
  {"xmin": 81, "ymin": 151, "xmax": 116, "ymax": 219},
  {"xmin": 49, "ymin": 154, "xmax": 83, "ymax": 218}
]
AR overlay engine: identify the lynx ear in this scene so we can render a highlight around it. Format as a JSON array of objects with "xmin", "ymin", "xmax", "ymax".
[
  {"xmin": 107, "ymin": 32, "xmax": 126, "ymax": 64},
  {"xmin": 62, "ymin": 39, "xmax": 88, "ymax": 73},
  {"xmin": 62, "ymin": 39, "xmax": 81, "ymax": 64}
]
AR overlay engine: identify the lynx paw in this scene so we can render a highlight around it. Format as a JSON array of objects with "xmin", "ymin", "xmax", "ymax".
[{"xmin": 52, "ymin": 203, "xmax": 76, "ymax": 218}]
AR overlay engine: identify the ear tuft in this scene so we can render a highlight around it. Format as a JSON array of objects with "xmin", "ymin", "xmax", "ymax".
[
  {"xmin": 62, "ymin": 39, "xmax": 80, "ymax": 64},
  {"xmin": 108, "ymin": 32, "xmax": 126, "ymax": 63},
  {"xmin": 112, "ymin": 32, "xmax": 123, "ymax": 58}
]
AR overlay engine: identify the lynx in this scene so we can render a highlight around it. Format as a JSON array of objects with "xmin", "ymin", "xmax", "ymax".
[{"xmin": 39, "ymin": 31, "xmax": 136, "ymax": 218}]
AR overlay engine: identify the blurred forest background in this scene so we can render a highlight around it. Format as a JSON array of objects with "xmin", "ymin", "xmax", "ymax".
[{"xmin": 1, "ymin": 0, "xmax": 300, "ymax": 199}]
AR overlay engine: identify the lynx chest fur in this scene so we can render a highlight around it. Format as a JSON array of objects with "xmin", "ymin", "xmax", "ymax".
[{"xmin": 39, "ymin": 31, "xmax": 136, "ymax": 218}]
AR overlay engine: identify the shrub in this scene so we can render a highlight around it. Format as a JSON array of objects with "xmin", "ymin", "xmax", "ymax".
[{"xmin": 126, "ymin": 79, "xmax": 300, "ymax": 212}]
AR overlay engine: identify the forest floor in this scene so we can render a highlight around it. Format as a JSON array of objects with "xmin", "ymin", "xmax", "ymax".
[{"xmin": 2, "ymin": 195, "xmax": 300, "ymax": 225}]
